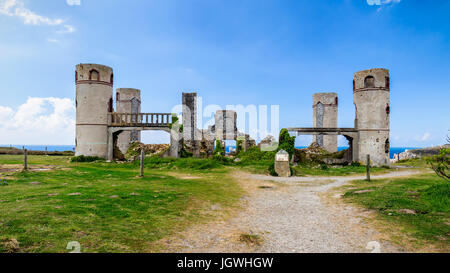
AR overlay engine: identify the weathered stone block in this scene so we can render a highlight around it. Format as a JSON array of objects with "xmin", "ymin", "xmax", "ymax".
[{"xmin": 274, "ymin": 150, "xmax": 291, "ymax": 177}]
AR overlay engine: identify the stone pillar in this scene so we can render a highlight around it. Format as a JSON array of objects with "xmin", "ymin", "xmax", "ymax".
[
  {"xmin": 274, "ymin": 150, "xmax": 291, "ymax": 177},
  {"xmin": 214, "ymin": 110, "xmax": 237, "ymax": 140},
  {"xmin": 116, "ymin": 88, "xmax": 141, "ymax": 154},
  {"xmin": 182, "ymin": 93, "xmax": 199, "ymax": 156},
  {"xmin": 169, "ymin": 126, "xmax": 180, "ymax": 158},
  {"xmin": 313, "ymin": 93, "xmax": 338, "ymax": 153}
]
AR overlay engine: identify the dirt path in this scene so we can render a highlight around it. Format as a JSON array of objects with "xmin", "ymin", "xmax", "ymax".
[{"xmin": 160, "ymin": 170, "xmax": 423, "ymax": 253}]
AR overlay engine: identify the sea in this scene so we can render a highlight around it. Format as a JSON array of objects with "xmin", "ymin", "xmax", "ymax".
[{"xmin": 0, "ymin": 145, "xmax": 418, "ymax": 159}]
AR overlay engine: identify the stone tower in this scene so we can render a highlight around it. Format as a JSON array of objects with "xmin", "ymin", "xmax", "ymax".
[
  {"xmin": 312, "ymin": 93, "xmax": 338, "ymax": 152},
  {"xmin": 75, "ymin": 64, "xmax": 114, "ymax": 158},
  {"xmin": 116, "ymin": 88, "xmax": 141, "ymax": 154},
  {"xmin": 353, "ymin": 68, "xmax": 390, "ymax": 166}
]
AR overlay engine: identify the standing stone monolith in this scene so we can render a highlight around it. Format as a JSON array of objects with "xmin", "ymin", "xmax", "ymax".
[{"xmin": 274, "ymin": 149, "xmax": 291, "ymax": 177}]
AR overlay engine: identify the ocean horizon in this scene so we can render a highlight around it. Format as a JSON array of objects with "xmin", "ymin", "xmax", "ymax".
[{"xmin": 1, "ymin": 145, "xmax": 420, "ymax": 159}]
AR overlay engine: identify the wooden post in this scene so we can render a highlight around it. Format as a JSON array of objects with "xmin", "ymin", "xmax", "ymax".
[
  {"xmin": 139, "ymin": 149, "xmax": 144, "ymax": 177},
  {"xmin": 24, "ymin": 149, "xmax": 28, "ymax": 171},
  {"xmin": 366, "ymin": 154, "xmax": 371, "ymax": 182}
]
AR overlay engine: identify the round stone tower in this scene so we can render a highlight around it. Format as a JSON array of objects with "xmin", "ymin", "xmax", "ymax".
[
  {"xmin": 75, "ymin": 64, "xmax": 114, "ymax": 158},
  {"xmin": 353, "ymin": 68, "xmax": 390, "ymax": 166},
  {"xmin": 313, "ymin": 93, "xmax": 338, "ymax": 152},
  {"xmin": 116, "ymin": 88, "xmax": 141, "ymax": 154}
]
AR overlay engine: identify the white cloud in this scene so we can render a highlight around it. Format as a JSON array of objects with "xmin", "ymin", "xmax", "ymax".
[
  {"xmin": 66, "ymin": 0, "xmax": 81, "ymax": 6},
  {"xmin": 0, "ymin": 0, "xmax": 63, "ymax": 25},
  {"xmin": 56, "ymin": 24, "xmax": 76, "ymax": 34},
  {"xmin": 0, "ymin": 97, "xmax": 75, "ymax": 145},
  {"xmin": 421, "ymin": 133, "xmax": 431, "ymax": 141},
  {"xmin": 367, "ymin": 0, "xmax": 401, "ymax": 6}
]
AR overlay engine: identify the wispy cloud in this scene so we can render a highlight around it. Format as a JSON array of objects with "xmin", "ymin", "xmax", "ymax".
[
  {"xmin": 56, "ymin": 24, "xmax": 76, "ymax": 34},
  {"xmin": 0, "ymin": 97, "xmax": 75, "ymax": 145},
  {"xmin": 366, "ymin": 0, "xmax": 402, "ymax": 5},
  {"xmin": 421, "ymin": 132, "xmax": 431, "ymax": 141},
  {"xmin": 0, "ymin": 0, "xmax": 64, "ymax": 25},
  {"xmin": 66, "ymin": 0, "xmax": 81, "ymax": 6}
]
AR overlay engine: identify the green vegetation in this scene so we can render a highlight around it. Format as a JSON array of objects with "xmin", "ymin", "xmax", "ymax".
[
  {"xmin": 70, "ymin": 155, "xmax": 105, "ymax": 163},
  {"xmin": 214, "ymin": 140, "xmax": 225, "ymax": 156},
  {"xmin": 343, "ymin": 173, "xmax": 450, "ymax": 250},
  {"xmin": 278, "ymin": 128, "xmax": 296, "ymax": 159},
  {"xmin": 0, "ymin": 155, "xmax": 242, "ymax": 253},
  {"xmin": 427, "ymin": 148, "xmax": 449, "ymax": 181},
  {"xmin": 239, "ymin": 233, "xmax": 263, "ymax": 246}
]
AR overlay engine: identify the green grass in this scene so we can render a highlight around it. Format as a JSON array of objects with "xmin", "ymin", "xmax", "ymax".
[
  {"xmin": 0, "ymin": 155, "xmax": 242, "ymax": 253},
  {"xmin": 342, "ymin": 173, "xmax": 450, "ymax": 250}
]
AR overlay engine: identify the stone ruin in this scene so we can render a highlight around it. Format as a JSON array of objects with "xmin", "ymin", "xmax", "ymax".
[
  {"xmin": 75, "ymin": 63, "xmax": 391, "ymax": 166},
  {"xmin": 181, "ymin": 92, "xmax": 256, "ymax": 157}
]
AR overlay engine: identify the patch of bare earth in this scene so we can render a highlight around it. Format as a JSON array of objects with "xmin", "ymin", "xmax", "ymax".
[{"xmin": 156, "ymin": 170, "xmax": 425, "ymax": 253}]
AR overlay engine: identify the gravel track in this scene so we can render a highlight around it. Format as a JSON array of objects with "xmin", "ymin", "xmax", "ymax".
[{"xmin": 161, "ymin": 170, "xmax": 422, "ymax": 253}]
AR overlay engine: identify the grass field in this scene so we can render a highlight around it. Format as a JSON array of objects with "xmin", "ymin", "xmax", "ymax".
[
  {"xmin": 342, "ymin": 171, "xmax": 450, "ymax": 251},
  {"xmin": 0, "ymin": 155, "xmax": 242, "ymax": 253}
]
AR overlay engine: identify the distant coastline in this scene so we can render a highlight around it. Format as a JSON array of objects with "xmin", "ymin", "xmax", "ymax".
[{"xmin": 0, "ymin": 145, "xmax": 422, "ymax": 159}]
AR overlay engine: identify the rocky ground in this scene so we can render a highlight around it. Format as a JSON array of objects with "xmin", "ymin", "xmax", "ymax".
[{"xmin": 159, "ymin": 170, "xmax": 423, "ymax": 253}]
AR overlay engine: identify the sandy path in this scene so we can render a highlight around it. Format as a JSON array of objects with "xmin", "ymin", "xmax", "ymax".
[{"xmin": 160, "ymin": 170, "xmax": 422, "ymax": 253}]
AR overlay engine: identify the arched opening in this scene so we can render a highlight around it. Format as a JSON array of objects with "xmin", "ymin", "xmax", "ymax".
[
  {"xmin": 89, "ymin": 69, "xmax": 100, "ymax": 81},
  {"xmin": 364, "ymin": 76, "xmax": 375, "ymax": 88},
  {"xmin": 386, "ymin": 104, "xmax": 390, "ymax": 115},
  {"xmin": 108, "ymin": 97, "xmax": 113, "ymax": 112},
  {"xmin": 116, "ymin": 92, "xmax": 120, "ymax": 101},
  {"xmin": 110, "ymin": 73, "xmax": 114, "ymax": 84},
  {"xmin": 75, "ymin": 71, "xmax": 78, "ymax": 82},
  {"xmin": 353, "ymin": 80, "xmax": 355, "ymax": 91},
  {"xmin": 385, "ymin": 76, "xmax": 390, "ymax": 89}
]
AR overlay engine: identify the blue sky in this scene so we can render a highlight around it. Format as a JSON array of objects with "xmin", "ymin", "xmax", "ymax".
[{"xmin": 0, "ymin": 0, "xmax": 449, "ymax": 147}]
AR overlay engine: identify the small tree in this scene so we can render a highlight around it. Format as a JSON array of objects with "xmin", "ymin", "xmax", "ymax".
[
  {"xmin": 427, "ymin": 148, "xmax": 450, "ymax": 181},
  {"xmin": 278, "ymin": 128, "xmax": 296, "ymax": 160},
  {"xmin": 214, "ymin": 140, "xmax": 225, "ymax": 156},
  {"xmin": 236, "ymin": 139, "xmax": 243, "ymax": 155}
]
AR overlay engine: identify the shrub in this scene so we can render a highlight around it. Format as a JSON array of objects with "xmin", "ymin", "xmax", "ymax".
[
  {"xmin": 278, "ymin": 128, "xmax": 296, "ymax": 159},
  {"xmin": 214, "ymin": 140, "xmax": 225, "ymax": 156},
  {"xmin": 351, "ymin": 162, "xmax": 361, "ymax": 167},
  {"xmin": 268, "ymin": 163, "xmax": 278, "ymax": 176},
  {"xmin": 427, "ymin": 148, "xmax": 450, "ymax": 181},
  {"xmin": 236, "ymin": 139, "xmax": 243, "ymax": 155},
  {"xmin": 71, "ymin": 155, "xmax": 105, "ymax": 163},
  {"xmin": 213, "ymin": 154, "xmax": 234, "ymax": 165}
]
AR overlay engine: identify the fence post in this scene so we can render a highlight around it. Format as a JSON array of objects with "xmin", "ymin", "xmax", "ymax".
[
  {"xmin": 140, "ymin": 149, "xmax": 144, "ymax": 177},
  {"xmin": 24, "ymin": 149, "xmax": 28, "ymax": 171},
  {"xmin": 366, "ymin": 154, "xmax": 371, "ymax": 182}
]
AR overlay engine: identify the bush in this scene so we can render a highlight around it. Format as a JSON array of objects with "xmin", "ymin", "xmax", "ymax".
[
  {"xmin": 239, "ymin": 146, "xmax": 277, "ymax": 162},
  {"xmin": 214, "ymin": 140, "xmax": 225, "ymax": 156},
  {"xmin": 141, "ymin": 157, "xmax": 221, "ymax": 170},
  {"xmin": 351, "ymin": 162, "xmax": 361, "ymax": 167},
  {"xmin": 71, "ymin": 155, "xmax": 105, "ymax": 163},
  {"xmin": 213, "ymin": 154, "xmax": 234, "ymax": 165},
  {"xmin": 268, "ymin": 163, "xmax": 278, "ymax": 176},
  {"xmin": 427, "ymin": 148, "xmax": 450, "ymax": 181},
  {"xmin": 236, "ymin": 139, "xmax": 243, "ymax": 155},
  {"xmin": 278, "ymin": 128, "xmax": 296, "ymax": 159}
]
